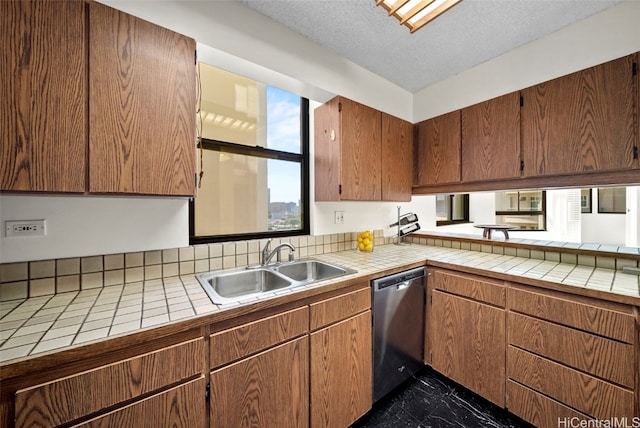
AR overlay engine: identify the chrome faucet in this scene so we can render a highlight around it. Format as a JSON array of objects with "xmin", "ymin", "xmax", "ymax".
[{"xmin": 261, "ymin": 239, "xmax": 295, "ymax": 266}]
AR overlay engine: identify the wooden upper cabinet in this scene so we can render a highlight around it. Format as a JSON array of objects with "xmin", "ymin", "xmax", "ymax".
[
  {"xmin": 314, "ymin": 97, "xmax": 382, "ymax": 201},
  {"xmin": 1, "ymin": 0, "xmax": 87, "ymax": 192},
  {"xmin": 89, "ymin": 2, "xmax": 196, "ymax": 196},
  {"xmin": 461, "ymin": 91, "xmax": 521, "ymax": 182},
  {"xmin": 414, "ymin": 110, "xmax": 461, "ymax": 186},
  {"xmin": 522, "ymin": 54, "xmax": 637, "ymax": 177},
  {"xmin": 381, "ymin": 113, "xmax": 413, "ymax": 201}
]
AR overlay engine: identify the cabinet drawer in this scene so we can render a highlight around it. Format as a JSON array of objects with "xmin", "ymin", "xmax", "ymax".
[
  {"xmin": 507, "ymin": 380, "xmax": 588, "ymax": 428},
  {"xmin": 15, "ymin": 338, "xmax": 204, "ymax": 427},
  {"xmin": 508, "ymin": 346, "xmax": 635, "ymax": 419},
  {"xmin": 310, "ymin": 287, "xmax": 370, "ymax": 330},
  {"xmin": 509, "ymin": 287, "xmax": 635, "ymax": 343},
  {"xmin": 72, "ymin": 376, "xmax": 205, "ymax": 428},
  {"xmin": 210, "ymin": 306, "xmax": 309, "ymax": 369},
  {"xmin": 432, "ymin": 270, "xmax": 505, "ymax": 307},
  {"xmin": 509, "ymin": 312, "xmax": 634, "ymax": 388}
]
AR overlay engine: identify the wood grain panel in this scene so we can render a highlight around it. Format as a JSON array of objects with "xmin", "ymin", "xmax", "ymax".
[
  {"xmin": 508, "ymin": 346, "xmax": 635, "ymax": 419},
  {"xmin": 415, "ymin": 111, "xmax": 461, "ymax": 185},
  {"xmin": 310, "ymin": 286, "xmax": 370, "ymax": 330},
  {"xmin": 461, "ymin": 91, "xmax": 521, "ymax": 182},
  {"xmin": 15, "ymin": 338, "xmax": 204, "ymax": 427},
  {"xmin": 339, "ymin": 98, "xmax": 382, "ymax": 200},
  {"xmin": 509, "ymin": 312, "xmax": 634, "ymax": 388},
  {"xmin": 507, "ymin": 380, "xmax": 589, "ymax": 428},
  {"xmin": 381, "ymin": 113, "xmax": 413, "ymax": 201},
  {"xmin": 432, "ymin": 290, "xmax": 506, "ymax": 407},
  {"xmin": 433, "ymin": 269, "xmax": 505, "ymax": 307},
  {"xmin": 89, "ymin": 2, "xmax": 196, "ymax": 196},
  {"xmin": 1, "ymin": 0, "xmax": 86, "ymax": 192},
  {"xmin": 209, "ymin": 306, "xmax": 308, "ymax": 369},
  {"xmin": 314, "ymin": 97, "xmax": 341, "ymax": 201},
  {"xmin": 521, "ymin": 54, "xmax": 637, "ymax": 176},
  {"xmin": 210, "ymin": 337, "xmax": 309, "ymax": 428},
  {"xmin": 311, "ymin": 312, "xmax": 372, "ymax": 428},
  {"xmin": 508, "ymin": 287, "xmax": 635, "ymax": 343},
  {"xmin": 72, "ymin": 376, "xmax": 205, "ymax": 428}
]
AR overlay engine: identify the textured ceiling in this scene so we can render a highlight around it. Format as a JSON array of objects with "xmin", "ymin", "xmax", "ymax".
[{"xmin": 239, "ymin": 0, "xmax": 623, "ymax": 93}]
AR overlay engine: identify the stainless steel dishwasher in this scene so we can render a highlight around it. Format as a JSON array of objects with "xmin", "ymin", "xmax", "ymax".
[{"xmin": 372, "ymin": 267, "xmax": 426, "ymax": 403}]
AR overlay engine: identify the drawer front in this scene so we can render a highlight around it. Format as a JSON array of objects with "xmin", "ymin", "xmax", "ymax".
[
  {"xmin": 509, "ymin": 287, "xmax": 635, "ymax": 343},
  {"xmin": 509, "ymin": 312, "xmax": 634, "ymax": 388},
  {"xmin": 310, "ymin": 287, "xmax": 370, "ymax": 330},
  {"xmin": 432, "ymin": 269, "xmax": 505, "ymax": 307},
  {"xmin": 508, "ymin": 346, "xmax": 635, "ymax": 419},
  {"xmin": 15, "ymin": 338, "xmax": 204, "ymax": 427},
  {"xmin": 507, "ymin": 380, "xmax": 588, "ymax": 428},
  {"xmin": 72, "ymin": 376, "xmax": 205, "ymax": 428},
  {"xmin": 210, "ymin": 306, "xmax": 309, "ymax": 369}
]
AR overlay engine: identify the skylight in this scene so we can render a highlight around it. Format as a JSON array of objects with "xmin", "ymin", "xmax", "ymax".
[{"xmin": 376, "ymin": 0, "xmax": 463, "ymax": 33}]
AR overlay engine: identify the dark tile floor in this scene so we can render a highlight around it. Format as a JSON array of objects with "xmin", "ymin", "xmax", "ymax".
[{"xmin": 351, "ymin": 367, "xmax": 534, "ymax": 428}]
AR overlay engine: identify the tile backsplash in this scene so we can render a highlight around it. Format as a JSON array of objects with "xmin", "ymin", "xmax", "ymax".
[
  {"xmin": 3, "ymin": 230, "xmax": 638, "ymax": 302},
  {"xmin": 0, "ymin": 231, "xmax": 389, "ymax": 302}
]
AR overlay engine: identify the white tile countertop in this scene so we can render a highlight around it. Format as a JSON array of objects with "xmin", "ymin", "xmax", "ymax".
[{"xmin": 1, "ymin": 243, "xmax": 639, "ymax": 365}]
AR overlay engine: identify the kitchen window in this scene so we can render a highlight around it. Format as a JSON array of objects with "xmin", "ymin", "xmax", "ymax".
[
  {"xmin": 597, "ymin": 187, "xmax": 626, "ymax": 214},
  {"xmin": 436, "ymin": 194, "xmax": 469, "ymax": 226},
  {"xmin": 190, "ymin": 63, "xmax": 309, "ymax": 244},
  {"xmin": 495, "ymin": 190, "xmax": 546, "ymax": 231}
]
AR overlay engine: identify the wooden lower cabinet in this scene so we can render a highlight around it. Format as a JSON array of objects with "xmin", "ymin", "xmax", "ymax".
[
  {"xmin": 507, "ymin": 284, "xmax": 639, "ymax": 426},
  {"xmin": 73, "ymin": 376, "xmax": 206, "ymax": 428},
  {"xmin": 310, "ymin": 311, "xmax": 372, "ymax": 428},
  {"xmin": 14, "ymin": 338, "xmax": 205, "ymax": 427},
  {"xmin": 210, "ymin": 336, "xmax": 309, "ymax": 428},
  {"xmin": 431, "ymin": 290, "xmax": 506, "ymax": 407},
  {"xmin": 429, "ymin": 269, "xmax": 506, "ymax": 407},
  {"xmin": 309, "ymin": 286, "xmax": 372, "ymax": 427}
]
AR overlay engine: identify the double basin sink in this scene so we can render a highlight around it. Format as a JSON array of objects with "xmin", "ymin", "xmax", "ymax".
[{"xmin": 196, "ymin": 259, "xmax": 357, "ymax": 305}]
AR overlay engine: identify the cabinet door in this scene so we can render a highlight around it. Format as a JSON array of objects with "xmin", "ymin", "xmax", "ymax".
[
  {"xmin": 311, "ymin": 311, "xmax": 372, "ymax": 428},
  {"xmin": 381, "ymin": 113, "xmax": 413, "ymax": 201},
  {"xmin": 415, "ymin": 111, "xmax": 461, "ymax": 186},
  {"xmin": 89, "ymin": 2, "xmax": 196, "ymax": 196},
  {"xmin": 210, "ymin": 337, "xmax": 309, "ymax": 428},
  {"xmin": 72, "ymin": 377, "xmax": 206, "ymax": 428},
  {"xmin": 522, "ymin": 54, "xmax": 637, "ymax": 176},
  {"xmin": 339, "ymin": 98, "xmax": 382, "ymax": 200},
  {"xmin": 1, "ymin": 0, "xmax": 87, "ymax": 192},
  {"xmin": 431, "ymin": 290, "xmax": 505, "ymax": 407},
  {"xmin": 461, "ymin": 91, "xmax": 521, "ymax": 182},
  {"xmin": 314, "ymin": 97, "xmax": 341, "ymax": 201}
]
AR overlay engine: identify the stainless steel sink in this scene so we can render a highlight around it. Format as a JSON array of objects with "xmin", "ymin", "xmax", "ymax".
[
  {"xmin": 273, "ymin": 260, "xmax": 348, "ymax": 282},
  {"xmin": 196, "ymin": 259, "xmax": 356, "ymax": 305}
]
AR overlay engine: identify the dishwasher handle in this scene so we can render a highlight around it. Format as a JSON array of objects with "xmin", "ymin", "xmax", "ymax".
[{"xmin": 396, "ymin": 281, "xmax": 410, "ymax": 290}]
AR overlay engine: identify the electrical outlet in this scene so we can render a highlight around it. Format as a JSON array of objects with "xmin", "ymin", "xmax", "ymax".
[
  {"xmin": 5, "ymin": 220, "xmax": 46, "ymax": 237},
  {"xmin": 334, "ymin": 211, "xmax": 344, "ymax": 224}
]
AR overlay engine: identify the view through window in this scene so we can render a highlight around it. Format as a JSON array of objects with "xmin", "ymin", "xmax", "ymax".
[
  {"xmin": 191, "ymin": 64, "xmax": 309, "ymax": 243},
  {"xmin": 495, "ymin": 190, "xmax": 546, "ymax": 231}
]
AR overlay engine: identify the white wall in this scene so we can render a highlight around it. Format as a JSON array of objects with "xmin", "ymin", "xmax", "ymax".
[
  {"xmin": 0, "ymin": 195, "xmax": 188, "ymax": 263},
  {"xmin": 581, "ymin": 187, "xmax": 638, "ymax": 246},
  {"xmin": 413, "ymin": 0, "xmax": 640, "ymax": 122}
]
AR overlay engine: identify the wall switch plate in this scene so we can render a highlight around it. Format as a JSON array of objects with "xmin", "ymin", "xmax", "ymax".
[
  {"xmin": 334, "ymin": 211, "xmax": 344, "ymax": 224},
  {"xmin": 5, "ymin": 220, "xmax": 46, "ymax": 237}
]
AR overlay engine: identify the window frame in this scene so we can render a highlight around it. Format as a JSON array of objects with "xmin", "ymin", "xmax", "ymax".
[
  {"xmin": 436, "ymin": 194, "xmax": 470, "ymax": 226},
  {"xmin": 495, "ymin": 190, "xmax": 547, "ymax": 231},
  {"xmin": 597, "ymin": 187, "xmax": 626, "ymax": 214},
  {"xmin": 189, "ymin": 97, "xmax": 310, "ymax": 244}
]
